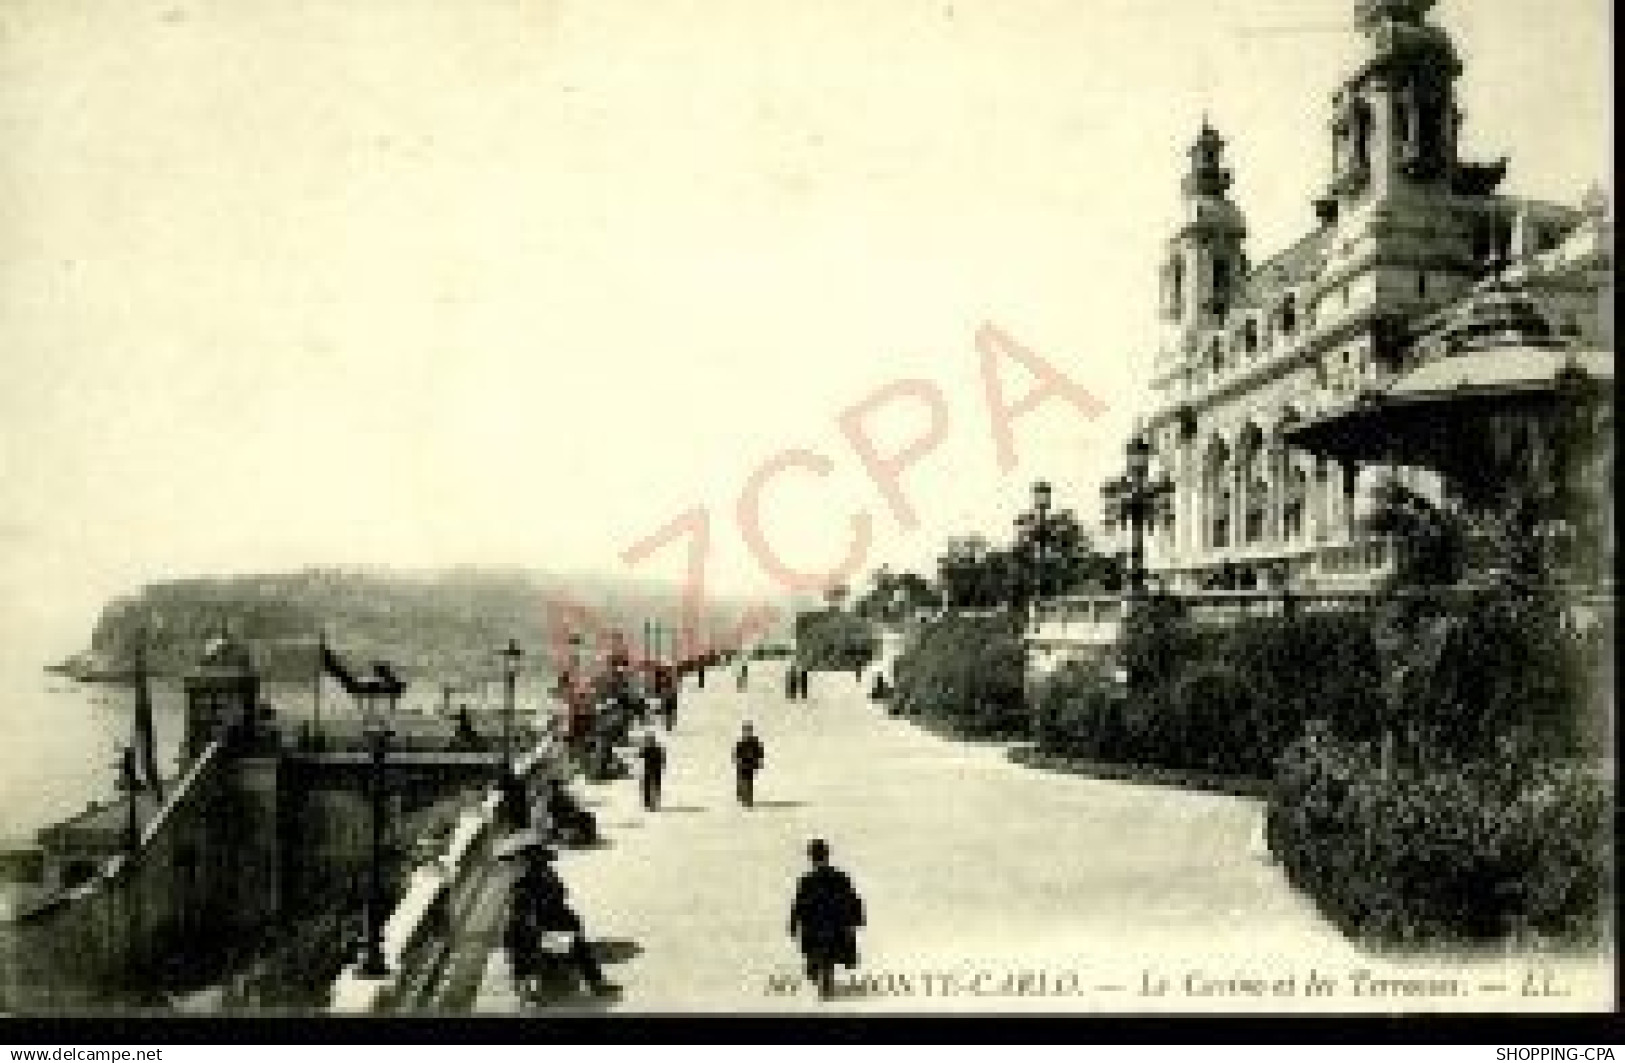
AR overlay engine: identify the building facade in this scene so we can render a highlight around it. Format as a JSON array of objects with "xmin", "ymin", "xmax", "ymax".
[{"xmin": 1136, "ymin": 0, "xmax": 1612, "ymax": 592}]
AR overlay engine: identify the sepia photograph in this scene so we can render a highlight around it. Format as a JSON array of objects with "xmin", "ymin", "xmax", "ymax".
[{"xmin": 0, "ymin": 0, "xmax": 1614, "ymax": 1028}]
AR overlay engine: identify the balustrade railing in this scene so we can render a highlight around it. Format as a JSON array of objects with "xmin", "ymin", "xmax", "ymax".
[
  {"xmin": 327, "ymin": 737, "xmax": 559, "ymax": 1014},
  {"xmin": 1018, "ymin": 577, "xmax": 1611, "ymax": 639}
]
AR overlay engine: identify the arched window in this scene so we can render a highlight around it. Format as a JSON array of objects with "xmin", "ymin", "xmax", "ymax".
[
  {"xmin": 1280, "ymin": 293, "xmax": 1297, "ymax": 335},
  {"xmin": 1212, "ymin": 258, "xmax": 1232, "ymax": 314},
  {"xmin": 1351, "ymin": 97, "xmax": 1372, "ymax": 171},
  {"xmin": 1210, "ymin": 338, "xmax": 1225, "ymax": 374},
  {"xmin": 1283, "ymin": 466, "xmax": 1308, "ymax": 541},
  {"xmin": 1204, "ymin": 444, "xmax": 1231, "ymax": 550},
  {"xmin": 1243, "ymin": 318, "xmax": 1259, "ymax": 354},
  {"xmin": 1394, "ymin": 97, "xmax": 1413, "ymax": 156}
]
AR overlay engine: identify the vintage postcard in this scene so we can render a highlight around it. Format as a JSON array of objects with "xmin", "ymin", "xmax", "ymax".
[{"xmin": 0, "ymin": 0, "xmax": 1613, "ymax": 1026}]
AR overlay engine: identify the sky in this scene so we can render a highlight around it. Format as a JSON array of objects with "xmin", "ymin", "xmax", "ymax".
[{"xmin": 0, "ymin": 0, "xmax": 1612, "ymax": 652}]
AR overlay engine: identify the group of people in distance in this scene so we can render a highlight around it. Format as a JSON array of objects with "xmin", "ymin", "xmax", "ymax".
[
  {"xmin": 501, "ymin": 659, "xmax": 867, "ymax": 1003},
  {"xmin": 784, "ymin": 664, "xmax": 811, "ymax": 700}
]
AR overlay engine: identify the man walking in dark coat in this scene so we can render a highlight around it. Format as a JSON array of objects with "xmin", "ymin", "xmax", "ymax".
[
  {"xmin": 732, "ymin": 722, "xmax": 765, "ymax": 807},
  {"xmin": 789, "ymin": 838, "xmax": 865, "ymax": 999},
  {"xmin": 638, "ymin": 731, "xmax": 666, "ymax": 811}
]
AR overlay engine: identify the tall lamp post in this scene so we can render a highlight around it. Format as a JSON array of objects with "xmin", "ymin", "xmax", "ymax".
[
  {"xmin": 498, "ymin": 638, "xmax": 523, "ymax": 779},
  {"xmin": 1014, "ymin": 479, "xmax": 1062, "ymax": 624},
  {"xmin": 358, "ymin": 665, "xmax": 401, "ymax": 979},
  {"xmin": 1101, "ymin": 433, "xmax": 1176, "ymax": 598}
]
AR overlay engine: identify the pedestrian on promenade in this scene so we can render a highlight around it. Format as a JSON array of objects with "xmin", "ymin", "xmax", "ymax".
[
  {"xmin": 638, "ymin": 731, "xmax": 667, "ymax": 811},
  {"xmin": 799, "ymin": 668, "xmax": 811, "ymax": 700},
  {"xmin": 788, "ymin": 838, "xmax": 865, "ymax": 1000},
  {"xmin": 737, "ymin": 662, "xmax": 750, "ymax": 692},
  {"xmin": 784, "ymin": 665, "xmax": 798, "ymax": 702},
  {"xmin": 660, "ymin": 688, "xmax": 678, "ymax": 731},
  {"xmin": 732, "ymin": 722, "xmax": 766, "ymax": 807}
]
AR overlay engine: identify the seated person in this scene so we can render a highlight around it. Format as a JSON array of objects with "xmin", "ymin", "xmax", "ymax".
[
  {"xmin": 583, "ymin": 736, "xmax": 628, "ymax": 782},
  {"xmin": 505, "ymin": 846, "xmax": 617, "ymax": 996},
  {"xmin": 498, "ymin": 772, "xmax": 532, "ymax": 829}
]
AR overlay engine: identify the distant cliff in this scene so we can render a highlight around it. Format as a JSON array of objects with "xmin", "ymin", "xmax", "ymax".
[{"xmin": 82, "ymin": 567, "xmax": 788, "ymax": 683}]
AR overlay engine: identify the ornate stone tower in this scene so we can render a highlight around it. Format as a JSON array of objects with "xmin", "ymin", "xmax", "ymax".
[
  {"xmin": 1330, "ymin": 0, "xmax": 1464, "ymax": 205},
  {"xmin": 182, "ymin": 632, "xmax": 261, "ymax": 766},
  {"xmin": 1156, "ymin": 121, "xmax": 1249, "ymax": 377}
]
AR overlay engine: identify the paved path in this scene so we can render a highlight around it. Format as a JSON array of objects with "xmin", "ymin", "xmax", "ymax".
[{"xmin": 467, "ymin": 659, "xmax": 1612, "ymax": 1014}]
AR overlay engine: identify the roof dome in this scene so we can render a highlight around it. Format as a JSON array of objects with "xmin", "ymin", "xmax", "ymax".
[{"xmin": 1435, "ymin": 277, "xmax": 1562, "ymax": 354}]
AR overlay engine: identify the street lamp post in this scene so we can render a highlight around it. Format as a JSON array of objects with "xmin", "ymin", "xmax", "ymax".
[
  {"xmin": 358, "ymin": 668, "xmax": 399, "ymax": 979},
  {"xmin": 499, "ymin": 638, "xmax": 523, "ymax": 779},
  {"xmin": 1014, "ymin": 479, "xmax": 1060, "ymax": 624},
  {"xmin": 1101, "ymin": 433, "xmax": 1176, "ymax": 599}
]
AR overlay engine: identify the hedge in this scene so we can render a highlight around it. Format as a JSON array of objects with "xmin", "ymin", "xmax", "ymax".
[
  {"xmin": 1040, "ymin": 607, "xmax": 1387, "ymax": 780},
  {"xmin": 794, "ymin": 609, "xmax": 879, "ymax": 671},
  {"xmin": 1268, "ymin": 727, "xmax": 1612, "ymax": 945},
  {"xmin": 1369, "ymin": 591, "xmax": 1604, "ymax": 762},
  {"xmin": 1030, "ymin": 658, "xmax": 1121, "ymax": 759},
  {"xmin": 1082, "ymin": 593, "xmax": 1603, "ymax": 778},
  {"xmin": 892, "ymin": 612, "xmax": 1027, "ymax": 738}
]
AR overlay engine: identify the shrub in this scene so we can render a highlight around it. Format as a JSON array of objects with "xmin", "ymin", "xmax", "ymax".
[
  {"xmin": 1119, "ymin": 595, "xmax": 1202, "ymax": 698},
  {"xmin": 1373, "ymin": 591, "xmax": 1600, "ymax": 762},
  {"xmin": 893, "ymin": 613, "xmax": 1027, "ymax": 738},
  {"xmin": 794, "ymin": 609, "xmax": 879, "ymax": 672},
  {"xmin": 1268, "ymin": 729, "xmax": 1612, "ymax": 945},
  {"xmin": 1030, "ymin": 658, "xmax": 1122, "ymax": 758},
  {"xmin": 1098, "ymin": 607, "xmax": 1383, "ymax": 779},
  {"xmin": 1168, "ymin": 662, "xmax": 1262, "ymax": 776},
  {"xmin": 1222, "ymin": 611, "xmax": 1386, "ymax": 745}
]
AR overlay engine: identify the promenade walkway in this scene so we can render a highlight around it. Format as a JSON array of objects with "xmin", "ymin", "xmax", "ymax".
[{"xmin": 462, "ymin": 659, "xmax": 1611, "ymax": 1013}]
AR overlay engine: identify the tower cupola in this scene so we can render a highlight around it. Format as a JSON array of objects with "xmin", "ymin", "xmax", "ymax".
[
  {"xmin": 1159, "ymin": 120, "xmax": 1249, "ymax": 339},
  {"xmin": 1331, "ymin": 0, "xmax": 1464, "ymax": 201}
]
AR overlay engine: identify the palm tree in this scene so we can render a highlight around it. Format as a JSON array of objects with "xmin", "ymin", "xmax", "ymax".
[
  {"xmin": 1363, "ymin": 475, "xmax": 1563, "ymax": 592},
  {"xmin": 1362, "ymin": 478, "xmax": 1470, "ymax": 588}
]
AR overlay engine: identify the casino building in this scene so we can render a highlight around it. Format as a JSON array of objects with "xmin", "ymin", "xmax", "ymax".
[{"xmin": 1132, "ymin": 0, "xmax": 1612, "ymax": 592}]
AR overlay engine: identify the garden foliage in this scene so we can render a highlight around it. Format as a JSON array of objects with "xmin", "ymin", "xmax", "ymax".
[
  {"xmin": 1268, "ymin": 725, "xmax": 1611, "ymax": 945},
  {"xmin": 892, "ymin": 612, "xmax": 1027, "ymax": 738},
  {"xmin": 793, "ymin": 608, "xmax": 879, "ymax": 672}
]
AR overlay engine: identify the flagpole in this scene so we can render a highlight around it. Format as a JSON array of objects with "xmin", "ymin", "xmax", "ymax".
[
  {"xmin": 133, "ymin": 632, "xmax": 163, "ymax": 804},
  {"xmin": 314, "ymin": 628, "xmax": 325, "ymax": 745}
]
